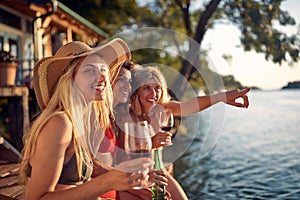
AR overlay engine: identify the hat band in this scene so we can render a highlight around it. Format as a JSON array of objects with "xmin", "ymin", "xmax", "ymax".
[{"xmin": 66, "ymin": 50, "xmax": 90, "ymax": 57}]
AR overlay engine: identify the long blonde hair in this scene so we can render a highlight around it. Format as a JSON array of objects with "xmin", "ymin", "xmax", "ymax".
[
  {"xmin": 130, "ymin": 66, "xmax": 170, "ymax": 117},
  {"xmin": 19, "ymin": 57, "xmax": 113, "ymax": 184}
]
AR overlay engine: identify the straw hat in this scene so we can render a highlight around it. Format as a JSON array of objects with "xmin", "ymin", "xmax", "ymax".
[{"xmin": 33, "ymin": 38, "xmax": 131, "ymax": 110}]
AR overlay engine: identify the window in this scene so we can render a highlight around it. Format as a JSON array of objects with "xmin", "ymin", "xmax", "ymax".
[
  {"xmin": 26, "ymin": 19, "xmax": 33, "ymax": 34},
  {"xmin": 0, "ymin": 8, "xmax": 21, "ymax": 30},
  {"xmin": 8, "ymin": 39, "xmax": 18, "ymax": 58}
]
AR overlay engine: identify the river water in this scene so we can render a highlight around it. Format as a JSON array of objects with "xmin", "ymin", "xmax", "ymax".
[{"xmin": 172, "ymin": 90, "xmax": 300, "ymax": 200}]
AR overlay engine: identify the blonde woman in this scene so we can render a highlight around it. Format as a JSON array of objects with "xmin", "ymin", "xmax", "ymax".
[
  {"xmin": 128, "ymin": 66, "xmax": 250, "ymax": 199},
  {"xmin": 94, "ymin": 60, "xmax": 169, "ymax": 200},
  {"xmin": 130, "ymin": 66, "xmax": 250, "ymax": 131},
  {"xmin": 19, "ymin": 39, "xmax": 151, "ymax": 200}
]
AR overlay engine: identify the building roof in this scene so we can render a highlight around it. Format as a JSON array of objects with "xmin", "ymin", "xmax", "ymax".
[
  {"xmin": 56, "ymin": 1, "xmax": 109, "ymax": 38},
  {"xmin": 0, "ymin": 0, "xmax": 109, "ymax": 40}
]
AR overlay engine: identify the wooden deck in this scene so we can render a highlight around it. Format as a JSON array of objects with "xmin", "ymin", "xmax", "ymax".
[{"xmin": 0, "ymin": 137, "xmax": 24, "ymax": 199}]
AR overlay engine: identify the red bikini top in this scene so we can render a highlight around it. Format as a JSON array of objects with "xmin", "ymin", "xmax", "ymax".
[{"xmin": 99, "ymin": 125, "xmax": 118, "ymax": 153}]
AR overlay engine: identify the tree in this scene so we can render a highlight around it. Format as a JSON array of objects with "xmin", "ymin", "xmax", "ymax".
[
  {"xmin": 59, "ymin": 0, "xmax": 299, "ymax": 96},
  {"xmin": 153, "ymin": 0, "xmax": 299, "ymax": 96},
  {"xmin": 59, "ymin": 0, "xmax": 158, "ymax": 35}
]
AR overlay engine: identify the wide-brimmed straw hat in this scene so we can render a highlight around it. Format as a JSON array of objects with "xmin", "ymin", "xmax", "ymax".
[{"xmin": 33, "ymin": 38, "xmax": 131, "ymax": 110}]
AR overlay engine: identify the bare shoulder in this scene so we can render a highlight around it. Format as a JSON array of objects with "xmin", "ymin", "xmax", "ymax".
[
  {"xmin": 41, "ymin": 112, "xmax": 73, "ymax": 141},
  {"xmin": 48, "ymin": 112, "xmax": 72, "ymax": 126},
  {"xmin": 31, "ymin": 112, "xmax": 74, "ymax": 170}
]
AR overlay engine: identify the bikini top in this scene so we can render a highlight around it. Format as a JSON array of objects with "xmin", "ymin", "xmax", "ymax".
[{"xmin": 27, "ymin": 153, "xmax": 92, "ymax": 185}]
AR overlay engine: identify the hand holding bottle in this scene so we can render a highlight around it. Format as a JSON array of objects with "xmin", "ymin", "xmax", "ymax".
[
  {"xmin": 148, "ymin": 169, "xmax": 168, "ymax": 189},
  {"xmin": 152, "ymin": 149, "xmax": 166, "ymax": 200}
]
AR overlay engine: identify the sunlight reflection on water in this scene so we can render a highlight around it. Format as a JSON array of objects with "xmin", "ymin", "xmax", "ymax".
[{"xmin": 174, "ymin": 90, "xmax": 300, "ymax": 200}]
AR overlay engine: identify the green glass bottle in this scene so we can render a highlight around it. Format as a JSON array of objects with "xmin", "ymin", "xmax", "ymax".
[{"xmin": 152, "ymin": 149, "xmax": 165, "ymax": 200}]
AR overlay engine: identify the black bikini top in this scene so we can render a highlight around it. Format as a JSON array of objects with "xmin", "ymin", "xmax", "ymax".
[{"xmin": 27, "ymin": 153, "xmax": 92, "ymax": 185}]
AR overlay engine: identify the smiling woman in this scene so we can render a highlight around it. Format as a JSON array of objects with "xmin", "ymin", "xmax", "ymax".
[
  {"xmin": 74, "ymin": 56, "xmax": 109, "ymax": 102},
  {"xmin": 18, "ymin": 39, "xmax": 154, "ymax": 200},
  {"xmin": 112, "ymin": 61, "xmax": 133, "ymax": 107},
  {"xmin": 130, "ymin": 66, "xmax": 170, "ymax": 118}
]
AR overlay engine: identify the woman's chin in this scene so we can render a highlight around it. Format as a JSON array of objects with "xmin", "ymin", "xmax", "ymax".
[{"xmin": 94, "ymin": 93, "xmax": 106, "ymax": 101}]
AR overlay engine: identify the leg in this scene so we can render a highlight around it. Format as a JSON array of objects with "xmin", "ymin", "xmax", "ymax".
[{"xmin": 166, "ymin": 173, "xmax": 188, "ymax": 200}]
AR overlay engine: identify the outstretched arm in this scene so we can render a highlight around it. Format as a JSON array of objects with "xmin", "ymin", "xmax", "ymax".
[
  {"xmin": 164, "ymin": 88, "xmax": 250, "ymax": 116},
  {"xmin": 221, "ymin": 88, "xmax": 250, "ymax": 108}
]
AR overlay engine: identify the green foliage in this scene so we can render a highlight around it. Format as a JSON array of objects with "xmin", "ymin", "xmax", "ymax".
[
  {"xmin": 222, "ymin": 0, "xmax": 299, "ymax": 65},
  {"xmin": 59, "ymin": 0, "xmax": 157, "ymax": 35},
  {"xmin": 59, "ymin": 0, "xmax": 300, "ymax": 93},
  {"xmin": 222, "ymin": 75, "xmax": 243, "ymax": 89}
]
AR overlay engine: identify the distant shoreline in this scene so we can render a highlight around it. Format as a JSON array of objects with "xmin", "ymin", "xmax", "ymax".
[
  {"xmin": 281, "ymin": 81, "xmax": 300, "ymax": 89},
  {"xmin": 248, "ymin": 81, "xmax": 300, "ymax": 90}
]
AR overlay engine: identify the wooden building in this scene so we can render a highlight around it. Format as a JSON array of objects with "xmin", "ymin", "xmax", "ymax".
[
  {"xmin": 0, "ymin": 1, "xmax": 108, "ymax": 198},
  {"xmin": 0, "ymin": 0, "xmax": 108, "ymax": 84}
]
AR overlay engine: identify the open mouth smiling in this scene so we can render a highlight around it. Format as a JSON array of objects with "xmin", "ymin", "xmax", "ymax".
[{"xmin": 93, "ymin": 83, "xmax": 106, "ymax": 93}]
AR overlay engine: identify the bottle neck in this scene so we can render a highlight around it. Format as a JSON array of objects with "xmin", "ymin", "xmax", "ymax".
[{"xmin": 153, "ymin": 149, "xmax": 163, "ymax": 170}]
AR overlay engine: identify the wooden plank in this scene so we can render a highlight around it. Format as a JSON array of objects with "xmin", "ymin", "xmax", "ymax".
[
  {"xmin": 0, "ymin": 173, "xmax": 19, "ymax": 186},
  {"xmin": 0, "ymin": 185, "xmax": 24, "ymax": 199},
  {"xmin": 0, "ymin": 193, "xmax": 17, "ymax": 200},
  {"xmin": 0, "ymin": 163, "xmax": 24, "ymax": 200},
  {"xmin": 0, "ymin": 163, "xmax": 19, "ymax": 178}
]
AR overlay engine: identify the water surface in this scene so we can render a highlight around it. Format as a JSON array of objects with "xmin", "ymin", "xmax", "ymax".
[{"xmin": 173, "ymin": 90, "xmax": 300, "ymax": 199}]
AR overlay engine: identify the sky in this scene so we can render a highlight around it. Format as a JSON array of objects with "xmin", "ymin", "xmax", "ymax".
[{"xmin": 201, "ymin": 0, "xmax": 300, "ymax": 90}]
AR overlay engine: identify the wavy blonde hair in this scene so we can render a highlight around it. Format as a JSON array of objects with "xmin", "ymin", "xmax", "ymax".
[
  {"xmin": 19, "ymin": 57, "xmax": 113, "ymax": 184},
  {"xmin": 130, "ymin": 66, "xmax": 170, "ymax": 117}
]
